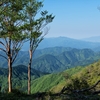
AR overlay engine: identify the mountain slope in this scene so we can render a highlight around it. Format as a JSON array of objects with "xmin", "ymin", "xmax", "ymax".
[
  {"xmin": 33, "ymin": 46, "xmax": 72, "ymax": 58},
  {"xmin": 12, "ymin": 65, "xmax": 47, "ymax": 80},
  {"xmin": 0, "ymin": 65, "xmax": 47, "ymax": 92},
  {"xmin": 0, "ymin": 48, "xmax": 100, "ymax": 73},
  {"xmin": 57, "ymin": 48, "xmax": 96, "ymax": 66},
  {"xmin": 32, "ymin": 54, "xmax": 65, "ymax": 73},
  {"xmin": 31, "ymin": 48, "xmax": 100, "ymax": 73},
  {"xmin": 0, "ymin": 60, "xmax": 100, "ymax": 94},
  {"xmin": 31, "ymin": 61, "xmax": 100, "ymax": 93}
]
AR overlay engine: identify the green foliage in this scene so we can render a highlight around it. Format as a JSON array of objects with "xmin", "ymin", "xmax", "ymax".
[
  {"xmin": 0, "ymin": 91, "xmax": 35, "ymax": 100},
  {"xmin": 0, "ymin": 65, "xmax": 47, "ymax": 92},
  {"xmin": 0, "ymin": 0, "xmax": 27, "ymax": 39},
  {"xmin": 67, "ymin": 78, "xmax": 89, "ymax": 91},
  {"xmin": 31, "ymin": 73, "xmax": 65, "ymax": 93},
  {"xmin": 0, "ymin": 55, "xmax": 99, "ymax": 97},
  {"xmin": 63, "ymin": 66, "xmax": 83, "ymax": 76},
  {"xmin": 24, "ymin": 0, "xmax": 54, "ymax": 46},
  {"xmin": 0, "ymin": 60, "xmax": 100, "ymax": 99},
  {"xmin": 30, "ymin": 60, "xmax": 100, "ymax": 95}
]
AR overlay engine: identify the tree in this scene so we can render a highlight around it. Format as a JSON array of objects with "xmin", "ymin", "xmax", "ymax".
[
  {"xmin": 25, "ymin": 0, "xmax": 54, "ymax": 94},
  {"xmin": 0, "ymin": 0, "xmax": 27, "ymax": 92}
]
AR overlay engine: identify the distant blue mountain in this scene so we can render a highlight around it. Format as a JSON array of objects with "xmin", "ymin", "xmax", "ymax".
[
  {"xmin": 22, "ymin": 37, "xmax": 100, "ymax": 51},
  {"xmin": 81, "ymin": 36, "xmax": 100, "ymax": 42}
]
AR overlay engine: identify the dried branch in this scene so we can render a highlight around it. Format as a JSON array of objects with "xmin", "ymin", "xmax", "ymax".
[
  {"xmin": 0, "ymin": 41, "xmax": 6, "ymax": 48},
  {"xmin": 60, "ymin": 80, "xmax": 100, "ymax": 95},
  {"xmin": 73, "ymin": 80, "xmax": 100, "ymax": 92},
  {"xmin": 92, "ymin": 90, "xmax": 100, "ymax": 95}
]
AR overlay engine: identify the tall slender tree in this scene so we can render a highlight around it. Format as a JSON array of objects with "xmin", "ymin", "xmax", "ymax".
[
  {"xmin": 0, "ymin": 0, "xmax": 27, "ymax": 92},
  {"xmin": 25, "ymin": 0, "xmax": 54, "ymax": 94}
]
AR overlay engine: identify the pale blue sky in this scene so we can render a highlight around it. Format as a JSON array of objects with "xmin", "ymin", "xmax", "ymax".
[{"xmin": 42, "ymin": 0, "xmax": 100, "ymax": 39}]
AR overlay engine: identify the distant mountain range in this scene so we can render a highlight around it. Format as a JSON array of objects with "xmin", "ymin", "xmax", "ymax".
[
  {"xmin": 22, "ymin": 37, "xmax": 100, "ymax": 51},
  {"xmin": 82, "ymin": 36, "xmax": 100, "ymax": 42},
  {"xmin": 0, "ymin": 36, "xmax": 100, "ymax": 73},
  {"xmin": 0, "ymin": 47, "xmax": 100, "ymax": 73}
]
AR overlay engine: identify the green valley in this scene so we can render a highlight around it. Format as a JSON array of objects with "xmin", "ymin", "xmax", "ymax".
[{"xmin": 0, "ymin": 60, "xmax": 100, "ymax": 99}]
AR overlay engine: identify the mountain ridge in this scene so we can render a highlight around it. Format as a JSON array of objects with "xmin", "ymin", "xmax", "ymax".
[
  {"xmin": 0, "ymin": 47, "xmax": 100, "ymax": 73},
  {"xmin": 22, "ymin": 37, "xmax": 100, "ymax": 50},
  {"xmin": 82, "ymin": 36, "xmax": 100, "ymax": 42}
]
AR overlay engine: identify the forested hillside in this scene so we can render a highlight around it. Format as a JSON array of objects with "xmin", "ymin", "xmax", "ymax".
[
  {"xmin": 0, "ymin": 60, "xmax": 100, "ymax": 99},
  {"xmin": 0, "ymin": 47, "xmax": 100, "ymax": 73},
  {"xmin": 30, "ymin": 61, "xmax": 100, "ymax": 94},
  {"xmin": 0, "ymin": 65, "xmax": 47, "ymax": 92}
]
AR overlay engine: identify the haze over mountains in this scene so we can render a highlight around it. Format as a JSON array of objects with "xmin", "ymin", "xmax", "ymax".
[
  {"xmin": 22, "ymin": 36, "xmax": 100, "ymax": 51},
  {"xmin": 82, "ymin": 36, "xmax": 100, "ymax": 42}
]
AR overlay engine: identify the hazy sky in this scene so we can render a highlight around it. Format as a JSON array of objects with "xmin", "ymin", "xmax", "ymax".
[{"xmin": 42, "ymin": 0, "xmax": 100, "ymax": 39}]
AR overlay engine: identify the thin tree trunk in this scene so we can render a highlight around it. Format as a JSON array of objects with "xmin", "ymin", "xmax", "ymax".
[
  {"xmin": 28, "ymin": 49, "xmax": 32, "ymax": 94},
  {"xmin": 8, "ymin": 39, "xmax": 12, "ymax": 93},
  {"xmin": 8, "ymin": 55, "xmax": 12, "ymax": 92}
]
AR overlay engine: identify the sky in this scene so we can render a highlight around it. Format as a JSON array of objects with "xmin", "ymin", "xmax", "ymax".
[{"xmin": 42, "ymin": 0, "xmax": 100, "ymax": 39}]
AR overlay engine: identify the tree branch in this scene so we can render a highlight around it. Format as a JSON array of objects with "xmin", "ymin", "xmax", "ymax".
[
  {"xmin": 72, "ymin": 80, "xmax": 100, "ymax": 93},
  {"xmin": 4, "ymin": 38, "xmax": 8, "ymax": 50},
  {"xmin": 0, "ymin": 41, "xmax": 6, "ymax": 48},
  {"xmin": 60, "ymin": 80, "xmax": 100, "ymax": 95},
  {"xmin": 92, "ymin": 90, "xmax": 100, "ymax": 95},
  {"xmin": 12, "ymin": 41, "xmax": 23, "ymax": 63},
  {"xmin": 0, "ymin": 54, "xmax": 7, "ymax": 60},
  {"xmin": 0, "ymin": 48, "xmax": 7, "ymax": 54}
]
